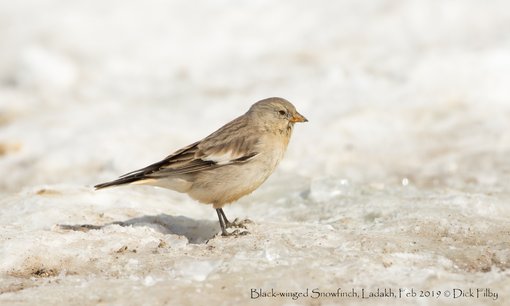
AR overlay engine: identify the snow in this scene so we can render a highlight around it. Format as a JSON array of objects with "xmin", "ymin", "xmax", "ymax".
[{"xmin": 1, "ymin": 0, "xmax": 510, "ymax": 305}]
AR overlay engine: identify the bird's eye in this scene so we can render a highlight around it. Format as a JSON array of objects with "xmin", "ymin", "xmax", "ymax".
[{"xmin": 278, "ymin": 110, "xmax": 286, "ymax": 116}]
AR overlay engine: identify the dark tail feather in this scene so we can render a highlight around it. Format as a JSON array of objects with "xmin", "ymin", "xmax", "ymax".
[
  {"xmin": 95, "ymin": 156, "xmax": 171, "ymax": 189},
  {"xmin": 94, "ymin": 175, "xmax": 144, "ymax": 189}
]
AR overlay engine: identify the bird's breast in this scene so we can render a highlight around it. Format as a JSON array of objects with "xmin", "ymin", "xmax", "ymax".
[{"xmin": 187, "ymin": 135, "xmax": 289, "ymax": 207}]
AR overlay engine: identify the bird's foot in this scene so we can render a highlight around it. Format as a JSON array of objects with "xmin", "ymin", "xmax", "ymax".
[
  {"xmin": 215, "ymin": 209, "xmax": 252, "ymax": 237},
  {"xmin": 225, "ymin": 218, "xmax": 253, "ymax": 229},
  {"xmin": 220, "ymin": 229, "xmax": 250, "ymax": 237}
]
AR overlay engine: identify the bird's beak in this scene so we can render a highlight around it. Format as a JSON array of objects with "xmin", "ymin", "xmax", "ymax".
[{"xmin": 290, "ymin": 112, "xmax": 308, "ymax": 123}]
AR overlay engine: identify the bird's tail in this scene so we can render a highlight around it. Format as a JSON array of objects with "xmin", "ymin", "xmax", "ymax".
[
  {"xmin": 94, "ymin": 175, "xmax": 144, "ymax": 189},
  {"xmin": 94, "ymin": 154, "xmax": 172, "ymax": 190}
]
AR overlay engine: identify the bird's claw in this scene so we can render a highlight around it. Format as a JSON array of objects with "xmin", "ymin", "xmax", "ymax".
[
  {"xmin": 220, "ymin": 229, "xmax": 250, "ymax": 237},
  {"xmin": 225, "ymin": 218, "xmax": 253, "ymax": 229}
]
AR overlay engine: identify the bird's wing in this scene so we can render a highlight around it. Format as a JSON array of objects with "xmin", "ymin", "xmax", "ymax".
[
  {"xmin": 116, "ymin": 115, "xmax": 259, "ymax": 180},
  {"xmin": 148, "ymin": 115, "xmax": 260, "ymax": 177},
  {"xmin": 94, "ymin": 114, "xmax": 261, "ymax": 189},
  {"xmin": 115, "ymin": 141, "xmax": 203, "ymax": 179}
]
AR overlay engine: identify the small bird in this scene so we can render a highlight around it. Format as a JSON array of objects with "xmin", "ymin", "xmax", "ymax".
[{"xmin": 95, "ymin": 97, "xmax": 307, "ymax": 236}]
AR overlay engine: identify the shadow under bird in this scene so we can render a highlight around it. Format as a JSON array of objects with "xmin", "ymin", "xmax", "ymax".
[{"xmin": 95, "ymin": 97, "xmax": 307, "ymax": 236}]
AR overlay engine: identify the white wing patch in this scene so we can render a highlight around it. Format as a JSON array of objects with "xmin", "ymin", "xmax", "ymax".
[{"xmin": 202, "ymin": 151, "xmax": 241, "ymax": 165}]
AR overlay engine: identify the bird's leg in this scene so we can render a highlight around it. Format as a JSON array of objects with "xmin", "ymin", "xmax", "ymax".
[
  {"xmin": 216, "ymin": 208, "xmax": 229, "ymax": 236},
  {"xmin": 218, "ymin": 208, "xmax": 231, "ymax": 225},
  {"xmin": 218, "ymin": 208, "xmax": 252, "ymax": 229}
]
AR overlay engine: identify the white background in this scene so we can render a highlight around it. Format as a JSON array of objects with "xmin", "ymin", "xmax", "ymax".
[{"xmin": 0, "ymin": 1, "xmax": 509, "ymax": 305}]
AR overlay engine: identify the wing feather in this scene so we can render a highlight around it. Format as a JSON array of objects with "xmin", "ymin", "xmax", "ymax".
[{"xmin": 95, "ymin": 114, "xmax": 260, "ymax": 189}]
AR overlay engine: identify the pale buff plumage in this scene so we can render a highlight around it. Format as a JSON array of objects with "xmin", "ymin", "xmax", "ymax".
[{"xmin": 95, "ymin": 97, "xmax": 307, "ymax": 236}]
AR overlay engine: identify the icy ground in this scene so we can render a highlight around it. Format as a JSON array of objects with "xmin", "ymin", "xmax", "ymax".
[{"xmin": 1, "ymin": 0, "xmax": 510, "ymax": 305}]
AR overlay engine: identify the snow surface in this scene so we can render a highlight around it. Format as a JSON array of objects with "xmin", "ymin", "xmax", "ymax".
[{"xmin": 1, "ymin": 0, "xmax": 510, "ymax": 305}]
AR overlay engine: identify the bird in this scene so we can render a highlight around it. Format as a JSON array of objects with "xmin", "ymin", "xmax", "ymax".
[{"xmin": 94, "ymin": 97, "xmax": 307, "ymax": 236}]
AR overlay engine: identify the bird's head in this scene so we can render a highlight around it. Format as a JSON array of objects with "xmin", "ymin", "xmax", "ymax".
[{"xmin": 248, "ymin": 97, "xmax": 307, "ymax": 134}]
